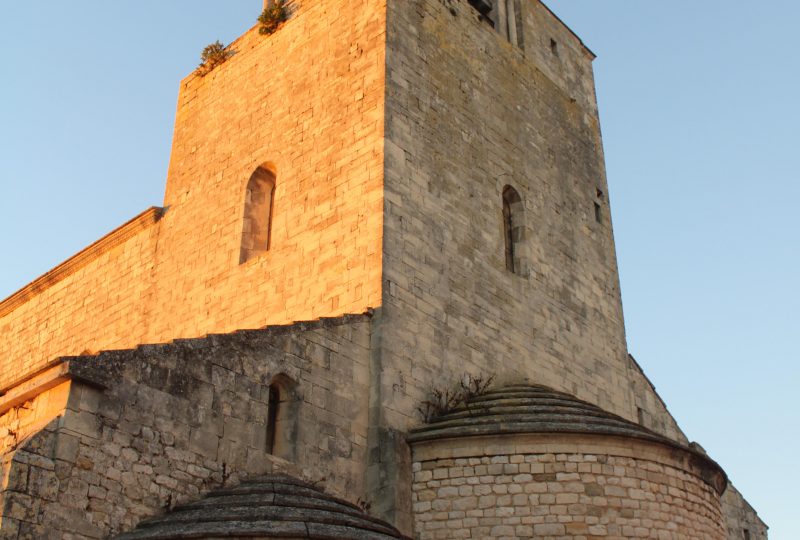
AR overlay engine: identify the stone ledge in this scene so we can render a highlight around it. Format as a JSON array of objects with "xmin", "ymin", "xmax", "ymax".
[
  {"xmin": 0, "ymin": 357, "xmax": 108, "ymax": 414},
  {"xmin": 1, "ymin": 312, "xmax": 373, "ymax": 399},
  {"xmin": 0, "ymin": 362, "xmax": 71, "ymax": 414}
]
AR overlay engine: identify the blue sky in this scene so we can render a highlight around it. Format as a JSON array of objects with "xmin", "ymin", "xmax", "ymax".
[{"xmin": 1, "ymin": 2, "xmax": 797, "ymax": 538}]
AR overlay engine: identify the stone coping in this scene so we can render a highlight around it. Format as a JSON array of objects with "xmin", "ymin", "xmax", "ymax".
[
  {"xmin": 0, "ymin": 206, "xmax": 165, "ymax": 318},
  {"xmin": 0, "ymin": 358, "xmax": 108, "ymax": 414},
  {"xmin": 0, "ymin": 312, "xmax": 372, "ymax": 398}
]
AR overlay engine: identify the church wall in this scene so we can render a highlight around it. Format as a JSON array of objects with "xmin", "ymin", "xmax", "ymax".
[
  {"xmin": 627, "ymin": 355, "xmax": 689, "ymax": 445},
  {"xmin": 147, "ymin": 0, "xmax": 386, "ymax": 343},
  {"xmin": 0, "ymin": 0, "xmax": 386, "ymax": 393},
  {"xmin": 379, "ymin": 0, "xmax": 633, "ymax": 432},
  {"xmin": 0, "ymin": 315, "xmax": 373, "ymax": 539},
  {"xmin": 722, "ymin": 484, "xmax": 768, "ymax": 540},
  {"xmin": 0, "ymin": 210, "xmax": 162, "ymax": 391},
  {"xmin": 411, "ymin": 434, "xmax": 726, "ymax": 540}
]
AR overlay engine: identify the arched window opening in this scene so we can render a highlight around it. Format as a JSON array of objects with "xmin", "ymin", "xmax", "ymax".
[
  {"xmin": 502, "ymin": 185, "xmax": 525, "ymax": 274},
  {"xmin": 266, "ymin": 384, "xmax": 281, "ymax": 455},
  {"xmin": 239, "ymin": 164, "xmax": 276, "ymax": 264},
  {"xmin": 474, "ymin": 0, "xmax": 522, "ymax": 47},
  {"xmin": 594, "ymin": 187, "xmax": 604, "ymax": 224},
  {"xmin": 265, "ymin": 374, "xmax": 298, "ymax": 461}
]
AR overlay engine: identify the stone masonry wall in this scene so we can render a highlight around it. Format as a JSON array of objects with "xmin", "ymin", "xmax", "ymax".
[
  {"xmin": 627, "ymin": 355, "xmax": 689, "ymax": 445},
  {"xmin": 0, "ymin": 315, "xmax": 373, "ymax": 539},
  {"xmin": 722, "ymin": 484, "xmax": 768, "ymax": 540},
  {"xmin": 411, "ymin": 434, "xmax": 726, "ymax": 540},
  {"xmin": 0, "ymin": 211, "xmax": 161, "ymax": 391},
  {"xmin": 379, "ymin": 0, "xmax": 633, "ymax": 441},
  {"xmin": 0, "ymin": 0, "xmax": 386, "ymax": 391},
  {"xmin": 148, "ymin": 0, "xmax": 386, "ymax": 343},
  {"xmin": 367, "ymin": 0, "xmax": 639, "ymax": 526},
  {"xmin": 1, "ymin": 380, "xmax": 73, "ymax": 534}
]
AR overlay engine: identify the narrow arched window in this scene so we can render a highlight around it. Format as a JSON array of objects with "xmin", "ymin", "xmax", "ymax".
[
  {"xmin": 239, "ymin": 164, "xmax": 276, "ymax": 264},
  {"xmin": 502, "ymin": 185, "xmax": 524, "ymax": 274},
  {"xmin": 265, "ymin": 374, "xmax": 298, "ymax": 461},
  {"xmin": 266, "ymin": 383, "xmax": 281, "ymax": 455}
]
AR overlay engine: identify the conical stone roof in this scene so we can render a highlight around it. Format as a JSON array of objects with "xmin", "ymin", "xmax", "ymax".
[
  {"xmin": 408, "ymin": 384, "xmax": 727, "ymax": 493},
  {"xmin": 115, "ymin": 474, "xmax": 408, "ymax": 539},
  {"xmin": 409, "ymin": 384, "xmax": 676, "ymax": 444}
]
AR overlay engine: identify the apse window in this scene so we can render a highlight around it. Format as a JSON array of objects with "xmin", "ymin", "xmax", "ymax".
[
  {"xmin": 266, "ymin": 383, "xmax": 281, "ymax": 455},
  {"xmin": 502, "ymin": 185, "xmax": 525, "ymax": 274},
  {"xmin": 266, "ymin": 375, "xmax": 298, "ymax": 461},
  {"xmin": 239, "ymin": 164, "xmax": 276, "ymax": 264}
]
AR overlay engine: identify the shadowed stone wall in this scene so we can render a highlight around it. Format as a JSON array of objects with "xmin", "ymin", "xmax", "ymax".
[{"xmin": 0, "ymin": 315, "xmax": 372, "ymax": 539}]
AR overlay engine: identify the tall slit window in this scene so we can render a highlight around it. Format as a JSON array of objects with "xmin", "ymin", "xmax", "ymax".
[
  {"xmin": 502, "ymin": 185, "xmax": 525, "ymax": 274},
  {"xmin": 265, "ymin": 375, "xmax": 298, "ymax": 461},
  {"xmin": 266, "ymin": 383, "xmax": 281, "ymax": 455},
  {"xmin": 239, "ymin": 164, "xmax": 276, "ymax": 264}
]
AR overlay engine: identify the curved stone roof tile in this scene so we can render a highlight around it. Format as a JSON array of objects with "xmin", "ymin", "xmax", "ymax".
[
  {"xmin": 408, "ymin": 384, "xmax": 727, "ymax": 494},
  {"xmin": 115, "ymin": 474, "xmax": 408, "ymax": 539}
]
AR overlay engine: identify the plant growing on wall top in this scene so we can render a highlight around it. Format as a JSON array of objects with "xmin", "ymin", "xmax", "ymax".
[
  {"xmin": 417, "ymin": 373, "xmax": 495, "ymax": 423},
  {"xmin": 258, "ymin": 0, "xmax": 289, "ymax": 35},
  {"xmin": 197, "ymin": 40, "xmax": 233, "ymax": 76}
]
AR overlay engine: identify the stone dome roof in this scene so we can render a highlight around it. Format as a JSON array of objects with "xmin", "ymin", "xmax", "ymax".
[
  {"xmin": 115, "ymin": 474, "xmax": 408, "ymax": 539},
  {"xmin": 408, "ymin": 384, "xmax": 673, "ymax": 444},
  {"xmin": 408, "ymin": 384, "xmax": 727, "ymax": 493}
]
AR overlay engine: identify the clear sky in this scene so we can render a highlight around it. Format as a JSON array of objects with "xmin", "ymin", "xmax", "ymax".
[{"xmin": 1, "ymin": 1, "xmax": 797, "ymax": 538}]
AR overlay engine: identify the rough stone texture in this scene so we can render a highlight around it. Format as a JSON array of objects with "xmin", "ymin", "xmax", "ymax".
[
  {"xmin": 114, "ymin": 473, "xmax": 408, "ymax": 539},
  {"xmin": 411, "ymin": 433, "xmax": 727, "ymax": 540},
  {"xmin": 722, "ymin": 484, "xmax": 768, "ymax": 540},
  {"xmin": 626, "ymin": 355, "xmax": 689, "ymax": 445},
  {"xmin": 380, "ymin": 0, "xmax": 630, "ymax": 435},
  {"xmin": 0, "ymin": 0, "xmax": 386, "ymax": 391},
  {"xmin": 0, "ymin": 315, "xmax": 373, "ymax": 539},
  {"xmin": 373, "ymin": 0, "xmax": 631, "ymax": 522}
]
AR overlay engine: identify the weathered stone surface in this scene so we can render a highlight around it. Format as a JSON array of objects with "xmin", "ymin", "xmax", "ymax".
[
  {"xmin": 1, "ymin": 316, "xmax": 373, "ymax": 538},
  {"xmin": 412, "ymin": 435, "xmax": 728, "ymax": 540},
  {"xmin": 114, "ymin": 474, "xmax": 408, "ymax": 540},
  {"xmin": 408, "ymin": 383, "xmax": 727, "ymax": 494},
  {"xmin": 722, "ymin": 483, "xmax": 769, "ymax": 540}
]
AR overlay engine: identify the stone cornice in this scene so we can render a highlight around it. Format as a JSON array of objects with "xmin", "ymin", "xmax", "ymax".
[{"xmin": 0, "ymin": 206, "xmax": 164, "ymax": 318}]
